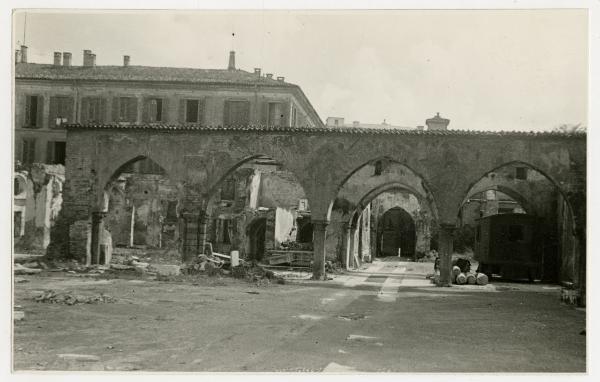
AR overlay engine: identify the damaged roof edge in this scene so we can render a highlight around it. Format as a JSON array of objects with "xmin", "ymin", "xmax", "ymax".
[{"xmin": 63, "ymin": 123, "xmax": 587, "ymax": 138}]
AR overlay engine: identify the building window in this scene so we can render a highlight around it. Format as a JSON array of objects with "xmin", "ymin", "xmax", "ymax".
[
  {"xmin": 146, "ymin": 98, "xmax": 164, "ymax": 122},
  {"xmin": 46, "ymin": 141, "xmax": 66, "ymax": 165},
  {"xmin": 114, "ymin": 97, "xmax": 138, "ymax": 122},
  {"xmin": 81, "ymin": 97, "xmax": 105, "ymax": 123},
  {"xmin": 516, "ymin": 167, "xmax": 528, "ymax": 180},
  {"xmin": 224, "ymin": 100, "xmax": 250, "ymax": 126},
  {"xmin": 49, "ymin": 96, "xmax": 73, "ymax": 128},
  {"xmin": 267, "ymin": 102, "xmax": 285, "ymax": 126},
  {"xmin": 374, "ymin": 160, "xmax": 383, "ymax": 176},
  {"xmin": 222, "ymin": 219, "xmax": 231, "ymax": 244},
  {"xmin": 220, "ymin": 177, "xmax": 236, "ymax": 201},
  {"xmin": 24, "ymin": 95, "xmax": 43, "ymax": 128},
  {"xmin": 22, "ymin": 138, "xmax": 36, "ymax": 164},
  {"xmin": 186, "ymin": 100, "xmax": 200, "ymax": 123}
]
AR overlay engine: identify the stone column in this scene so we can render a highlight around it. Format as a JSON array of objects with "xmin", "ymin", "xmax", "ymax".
[
  {"xmin": 344, "ymin": 225, "xmax": 352, "ymax": 270},
  {"xmin": 437, "ymin": 224, "xmax": 456, "ymax": 287},
  {"xmin": 311, "ymin": 219, "xmax": 329, "ymax": 280},
  {"xmin": 90, "ymin": 211, "xmax": 105, "ymax": 265}
]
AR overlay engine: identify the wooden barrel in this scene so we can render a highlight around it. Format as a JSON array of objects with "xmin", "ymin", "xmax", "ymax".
[
  {"xmin": 456, "ymin": 272, "xmax": 467, "ymax": 285},
  {"xmin": 476, "ymin": 273, "xmax": 489, "ymax": 286},
  {"xmin": 466, "ymin": 273, "xmax": 477, "ymax": 285}
]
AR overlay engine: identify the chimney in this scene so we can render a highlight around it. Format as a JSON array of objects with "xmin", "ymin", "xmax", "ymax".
[
  {"xmin": 416, "ymin": 125, "xmax": 424, "ymax": 131},
  {"xmin": 353, "ymin": 121, "xmax": 360, "ymax": 127},
  {"xmin": 123, "ymin": 55, "xmax": 130, "ymax": 67},
  {"xmin": 265, "ymin": 73, "xmax": 273, "ymax": 79},
  {"xmin": 53, "ymin": 52, "xmax": 62, "ymax": 66},
  {"xmin": 276, "ymin": 76, "xmax": 285, "ymax": 82},
  {"xmin": 90, "ymin": 53, "xmax": 96, "ymax": 67},
  {"xmin": 228, "ymin": 51, "xmax": 236, "ymax": 70},
  {"xmin": 20, "ymin": 45, "xmax": 28, "ymax": 63},
  {"xmin": 425, "ymin": 112, "xmax": 450, "ymax": 131},
  {"xmin": 15, "ymin": 49, "xmax": 21, "ymax": 64},
  {"xmin": 83, "ymin": 50, "xmax": 92, "ymax": 66},
  {"xmin": 62, "ymin": 52, "xmax": 72, "ymax": 67},
  {"xmin": 254, "ymin": 68, "xmax": 261, "ymax": 77}
]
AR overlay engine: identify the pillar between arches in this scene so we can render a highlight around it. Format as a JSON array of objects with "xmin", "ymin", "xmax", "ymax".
[{"xmin": 311, "ymin": 219, "xmax": 329, "ymax": 280}]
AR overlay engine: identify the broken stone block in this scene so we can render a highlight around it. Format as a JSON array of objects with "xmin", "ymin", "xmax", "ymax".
[
  {"xmin": 149, "ymin": 264, "xmax": 180, "ymax": 276},
  {"xmin": 14, "ymin": 311, "xmax": 25, "ymax": 321},
  {"xmin": 110, "ymin": 264, "xmax": 134, "ymax": 270}
]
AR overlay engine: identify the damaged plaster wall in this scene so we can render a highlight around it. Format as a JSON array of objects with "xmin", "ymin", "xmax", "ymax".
[{"xmin": 14, "ymin": 164, "xmax": 64, "ymax": 253}]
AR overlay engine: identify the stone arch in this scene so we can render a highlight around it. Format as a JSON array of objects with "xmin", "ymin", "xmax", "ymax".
[{"xmin": 328, "ymin": 156, "xmax": 439, "ymax": 222}]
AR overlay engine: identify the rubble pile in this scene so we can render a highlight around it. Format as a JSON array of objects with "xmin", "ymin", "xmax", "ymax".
[{"xmin": 34, "ymin": 290, "xmax": 117, "ymax": 305}]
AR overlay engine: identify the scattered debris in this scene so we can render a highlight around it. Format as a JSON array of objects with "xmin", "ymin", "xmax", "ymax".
[
  {"xmin": 338, "ymin": 313, "xmax": 367, "ymax": 321},
  {"xmin": 14, "ymin": 263, "xmax": 42, "ymax": 275},
  {"xmin": 14, "ymin": 277, "xmax": 29, "ymax": 283},
  {"xmin": 14, "ymin": 311, "xmax": 25, "ymax": 321},
  {"xmin": 57, "ymin": 354, "xmax": 100, "ymax": 362},
  {"xmin": 34, "ymin": 290, "xmax": 116, "ymax": 305},
  {"xmin": 346, "ymin": 334, "xmax": 378, "ymax": 341},
  {"xmin": 245, "ymin": 291, "xmax": 260, "ymax": 295},
  {"xmin": 149, "ymin": 264, "xmax": 180, "ymax": 277}
]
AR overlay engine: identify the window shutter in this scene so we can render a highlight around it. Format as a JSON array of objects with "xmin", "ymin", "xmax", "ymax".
[
  {"xmin": 282, "ymin": 101, "xmax": 291, "ymax": 127},
  {"xmin": 261, "ymin": 101, "xmax": 269, "ymax": 125},
  {"xmin": 178, "ymin": 99, "xmax": 186, "ymax": 123},
  {"xmin": 36, "ymin": 96, "xmax": 44, "ymax": 128},
  {"xmin": 129, "ymin": 98, "xmax": 138, "ymax": 122},
  {"xmin": 241, "ymin": 102, "xmax": 250, "ymax": 125},
  {"xmin": 112, "ymin": 97, "xmax": 119, "ymax": 122},
  {"xmin": 223, "ymin": 101, "xmax": 230, "ymax": 126},
  {"xmin": 161, "ymin": 98, "xmax": 168, "ymax": 122},
  {"xmin": 48, "ymin": 97, "xmax": 58, "ymax": 128},
  {"xmin": 99, "ymin": 98, "xmax": 107, "ymax": 123},
  {"xmin": 198, "ymin": 99, "xmax": 205, "ymax": 125},
  {"xmin": 142, "ymin": 98, "xmax": 150, "ymax": 123},
  {"xmin": 24, "ymin": 96, "xmax": 31, "ymax": 126},
  {"xmin": 65, "ymin": 97, "xmax": 74, "ymax": 124},
  {"xmin": 80, "ymin": 98, "xmax": 89, "ymax": 122}
]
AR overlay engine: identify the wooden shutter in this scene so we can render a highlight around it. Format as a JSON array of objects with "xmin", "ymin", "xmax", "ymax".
[
  {"xmin": 197, "ymin": 99, "xmax": 205, "ymax": 125},
  {"xmin": 112, "ymin": 97, "xmax": 119, "ymax": 122},
  {"xmin": 142, "ymin": 98, "xmax": 150, "ymax": 123},
  {"xmin": 241, "ymin": 101, "xmax": 250, "ymax": 125},
  {"xmin": 179, "ymin": 99, "xmax": 186, "ymax": 123},
  {"xmin": 128, "ymin": 98, "xmax": 138, "ymax": 122},
  {"xmin": 36, "ymin": 96, "xmax": 44, "ymax": 128},
  {"xmin": 99, "ymin": 98, "xmax": 107, "ymax": 123},
  {"xmin": 48, "ymin": 97, "xmax": 58, "ymax": 128},
  {"xmin": 282, "ymin": 101, "xmax": 291, "ymax": 127},
  {"xmin": 223, "ymin": 101, "xmax": 230, "ymax": 126},
  {"xmin": 64, "ymin": 96, "xmax": 74, "ymax": 124},
  {"xmin": 161, "ymin": 98, "xmax": 168, "ymax": 122},
  {"xmin": 80, "ymin": 98, "xmax": 89, "ymax": 122},
  {"xmin": 261, "ymin": 101, "xmax": 269, "ymax": 125}
]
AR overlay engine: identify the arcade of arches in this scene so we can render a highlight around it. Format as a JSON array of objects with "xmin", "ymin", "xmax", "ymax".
[{"xmin": 50, "ymin": 125, "xmax": 586, "ymax": 300}]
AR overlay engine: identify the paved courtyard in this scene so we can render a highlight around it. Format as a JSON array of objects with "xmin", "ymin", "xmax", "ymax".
[{"xmin": 13, "ymin": 259, "xmax": 586, "ymax": 372}]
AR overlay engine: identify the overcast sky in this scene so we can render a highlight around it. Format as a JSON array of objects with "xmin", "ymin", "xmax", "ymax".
[{"xmin": 13, "ymin": 9, "xmax": 587, "ymax": 131}]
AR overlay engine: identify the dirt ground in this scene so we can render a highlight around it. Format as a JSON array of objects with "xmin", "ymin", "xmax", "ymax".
[{"xmin": 12, "ymin": 261, "xmax": 586, "ymax": 373}]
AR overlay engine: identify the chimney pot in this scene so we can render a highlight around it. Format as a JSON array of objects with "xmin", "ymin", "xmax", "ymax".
[
  {"xmin": 266, "ymin": 73, "xmax": 273, "ymax": 79},
  {"xmin": 228, "ymin": 51, "xmax": 236, "ymax": 70},
  {"xmin": 353, "ymin": 121, "xmax": 360, "ymax": 127},
  {"xmin": 90, "ymin": 53, "xmax": 96, "ymax": 67},
  {"xmin": 123, "ymin": 55, "xmax": 130, "ymax": 67},
  {"xmin": 62, "ymin": 52, "xmax": 72, "ymax": 67},
  {"xmin": 53, "ymin": 52, "xmax": 62, "ymax": 66},
  {"xmin": 276, "ymin": 76, "xmax": 285, "ymax": 82},
  {"xmin": 254, "ymin": 68, "xmax": 261, "ymax": 76},
  {"xmin": 83, "ymin": 50, "xmax": 91, "ymax": 66},
  {"xmin": 20, "ymin": 45, "xmax": 28, "ymax": 63},
  {"xmin": 425, "ymin": 112, "xmax": 450, "ymax": 131}
]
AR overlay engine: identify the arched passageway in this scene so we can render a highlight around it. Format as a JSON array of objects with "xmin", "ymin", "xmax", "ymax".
[
  {"xmin": 246, "ymin": 217, "xmax": 267, "ymax": 261},
  {"xmin": 458, "ymin": 162, "xmax": 579, "ymax": 286},
  {"xmin": 377, "ymin": 207, "xmax": 416, "ymax": 259}
]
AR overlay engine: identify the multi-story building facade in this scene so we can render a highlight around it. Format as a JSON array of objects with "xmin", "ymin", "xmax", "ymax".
[{"xmin": 14, "ymin": 47, "xmax": 322, "ymax": 166}]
